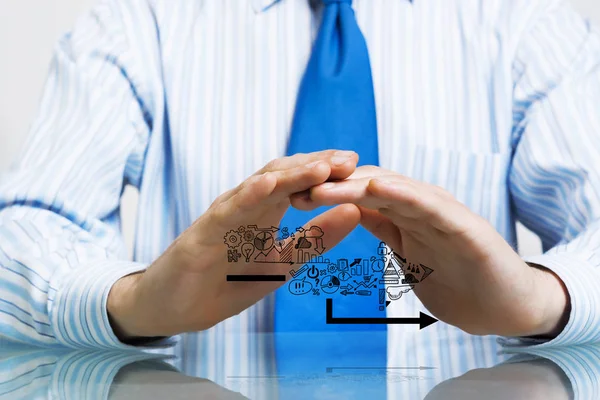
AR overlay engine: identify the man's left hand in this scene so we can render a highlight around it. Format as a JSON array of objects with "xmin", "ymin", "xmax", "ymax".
[{"xmin": 292, "ymin": 166, "xmax": 570, "ymax": 337}]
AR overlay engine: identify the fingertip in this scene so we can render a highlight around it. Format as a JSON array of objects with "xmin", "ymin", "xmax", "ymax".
[
  {"xmin": 328, "ymin": 151, "xmax": 358, "ymax": 180},
  {"xmin": 367, "ymin": 178, "xmax": 402, "ymax": 199},
  {"xmin": 234, "ymin": 173, "xmax": 277, "ymax": 210},
  {"xmin": 331, "ymin": 203, "xmax": 361, "ymax": 227},
  {"xmin": 367, "ymin": 178, "xmax": 387, "ymax": 192},
  {"xmin": 308, "ymin": 182, "xmax": 336, "ymax": 205},
  {"xmin": 306, "ymin": 159, "xmax": 326, "ymax": 169},
  {"xmin": 357, "ymin": 204, "xmax": 382, "ymax": 221},
  {"xmin": 334, "ymin": 203, "xmax": 362, "ymax": 225},
  {"xmin": 307, "ymin": 160, "xmax": 332, "ymax": 181},
  {"xmin": 338, "ymin": 202, "xmax": 361, "ymax": 215},
  {"xmin": 289, "ymin": 191, "xmax": 319, "ymax": 211},
  {"xmin": 310, "ymin": 179, "xmax": 361, "ymax": 203}
]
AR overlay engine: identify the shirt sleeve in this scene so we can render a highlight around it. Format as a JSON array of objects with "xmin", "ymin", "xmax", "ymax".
[
  {"xmin": 0, "ymin": 0, "xmax": 166, "ymax": 348},
  {"xmin": 506, "ymin": 0, "xmax": 600, "ymax": 346}
]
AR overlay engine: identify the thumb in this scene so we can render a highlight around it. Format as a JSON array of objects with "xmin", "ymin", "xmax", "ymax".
[
  {"xmin": 358, "ymin": 206, "xmax": 403, "ymax": 253},
  {"xmin": 302, "ymin": 204, "xmax": 362, "ymax": 253}
]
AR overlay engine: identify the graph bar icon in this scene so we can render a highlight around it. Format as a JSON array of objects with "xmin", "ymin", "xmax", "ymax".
[{"xmin": 297, "ymin": 250, "xmax": 313, "ymax": 264}]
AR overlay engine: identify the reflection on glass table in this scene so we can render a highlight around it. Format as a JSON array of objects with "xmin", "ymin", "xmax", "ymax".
[{"xmin": 0, "ymin": 331, "xmax": 597, "ymax": 399}]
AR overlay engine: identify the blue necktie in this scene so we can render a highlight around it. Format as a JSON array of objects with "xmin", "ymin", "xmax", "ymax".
[{"xmin": 274, "ymin": 0, "xmax": 387, "ymax": 332}]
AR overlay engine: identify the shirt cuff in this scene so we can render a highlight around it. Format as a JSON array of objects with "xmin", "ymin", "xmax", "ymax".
[
  {"xmin": 48, "ymin": 260, "xmax": 176, "ymax": 349},
  {"xmin": 499, "ymin": 252, "xmax": 600, "ymax": 348}
]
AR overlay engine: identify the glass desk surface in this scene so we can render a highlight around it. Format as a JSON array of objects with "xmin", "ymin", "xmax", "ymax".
[{"xmin": 0, "ymin": 330, "xmax": 597, "ymax": 399}]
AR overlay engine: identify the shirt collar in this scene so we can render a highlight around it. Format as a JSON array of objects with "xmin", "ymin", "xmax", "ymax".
[{"xmin": 253, "ymin": 0, "xmax": 413, "ymax": 14}]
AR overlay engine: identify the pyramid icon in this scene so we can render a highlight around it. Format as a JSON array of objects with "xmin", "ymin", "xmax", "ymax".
[{"xmin": 382, "ymin": 261, "xmax": 400, "ymax": 283}]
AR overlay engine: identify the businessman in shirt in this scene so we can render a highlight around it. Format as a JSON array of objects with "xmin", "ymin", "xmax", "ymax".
[{"xmin": 0, "ymin": 0, "xmax": 599, "ymax": 350}]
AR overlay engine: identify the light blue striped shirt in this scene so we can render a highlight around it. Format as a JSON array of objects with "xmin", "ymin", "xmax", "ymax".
[{"xmin": 1, "ymin": 0, "xmax": 600, "ymax": 354}]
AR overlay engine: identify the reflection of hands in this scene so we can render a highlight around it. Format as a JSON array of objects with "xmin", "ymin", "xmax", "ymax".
[
  {"xmin": 296, "ymin": 166, "xmax": 569, "ymax": 337},
  {"xmin": 0, "ymin": 349, "xmax": 249, "ymax": 400},
  {"xmin": 108, "ymin": 150, "xmax": 362, "ymax": 340},
  {"xmin": 424, "ymin": 358, "xmax": 572, "ymax": 400},
  {"xmin": 110, "ymin": 361, "xmax": 249, "ymax": 400}
]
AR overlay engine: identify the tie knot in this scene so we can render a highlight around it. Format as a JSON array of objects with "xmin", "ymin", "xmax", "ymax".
[{"xmin": 322, "ymin": 0, "xmax": 352, "ymax": 5}]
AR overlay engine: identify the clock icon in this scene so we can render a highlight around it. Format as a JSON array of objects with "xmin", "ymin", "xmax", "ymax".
[{"xmin": 254, "ymin": 231, "xmax": 274, "ymax": 251}]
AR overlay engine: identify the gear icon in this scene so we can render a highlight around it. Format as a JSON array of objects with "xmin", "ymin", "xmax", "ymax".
[
  {"xmin": 327, "ymin": 263, "xmax": 337, "ymax": 274},
  {"xmin": 224, "ymin": 230, "xmax": 242, "ymax": 248},
  {"xmin": 237, "ymin": 226, "xmax": 246, "ymax": 233},
  {"xmin": 243, "ymin": 230, "xmax": 255, "ymax": 242}
]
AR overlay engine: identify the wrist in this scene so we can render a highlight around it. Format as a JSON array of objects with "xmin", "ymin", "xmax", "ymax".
[
  {"xmin": 528, "ymin": 263, "xmax": 571, "ymax": 338},
  {"xmin": 107, "ymin": 272, "xmax": 152, "ymax": 341}
]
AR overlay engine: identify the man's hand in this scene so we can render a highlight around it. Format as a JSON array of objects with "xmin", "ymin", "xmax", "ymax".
[
  {"xmin": 108, "ymin": 150, "xmax": 362, "ymax": 340},
  {"xmin": 294, "ymin": 166, "xmax": 570, "ymax": 337}
]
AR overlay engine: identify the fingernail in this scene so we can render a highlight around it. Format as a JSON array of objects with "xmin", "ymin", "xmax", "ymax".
[
  {"xmin": 306, "ymin": 161, "xmax": 322, "ymax": 169},
  {"xmin": 331, "ymin": 155, "xmax": 351, "ymax": 166},
  {"xmin": 320, "ymin": 182, "xmax": 336, "ymax": 190},
  {"xmin": 334, "ymin": 150, "xmax": 355, "ymax": 158},
  {"xmin": 371, "ymin": 179, "xmax": 403, "ymax": 192}
]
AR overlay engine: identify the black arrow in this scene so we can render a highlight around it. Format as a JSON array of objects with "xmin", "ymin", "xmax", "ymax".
[
  {"xmin": 227, "ymin": 274, "xmax": 286, "ymax": 282},
  {"xmin": 326, "ymin": 298, "xmax": 438, "ymax": 330},
  {"xmin": 254, "ymin": 261, "xmax": 294, "ymax": 265},
  {"xmin": 349, "ymin": 258, "xmax": 362, "ymax": 267}
]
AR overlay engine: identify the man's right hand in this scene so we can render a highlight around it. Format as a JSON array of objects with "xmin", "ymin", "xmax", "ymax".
[{"xmin": 107, "ymin": 150, "xmax": 361, "ymax": 340}]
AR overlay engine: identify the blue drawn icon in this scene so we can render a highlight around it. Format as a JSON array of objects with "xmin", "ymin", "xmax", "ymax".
[
  {"xmin": 371, "ymin": 258, "xmax": 385, "ymax": 272},
  {"xmin": 377, "ymin": 242, "xmax": 387, "ymax": 256},
  {"xmin": 321, "ymin": 275, "xmax": 341, "ymax": 294},
  {"xmin": 288, "ymin": 278, "xmax": 313, "ymax": 295}
]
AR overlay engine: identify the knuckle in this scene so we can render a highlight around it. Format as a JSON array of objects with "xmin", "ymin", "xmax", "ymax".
[
  {"xmin": 265, "ymin": 158, "xmax": 282, "ymax": 171},
  {"xmin": 211, "ymin": 191, "xmax": 231, "ymax": 206},
  {"xmin": 210, "ymin": 203, "xmax": 230, "ymax": 223},
  {"xmin": 241, "ymin": 173, "xmax": 265, "ymax": 193},
  {"xmin": 404, "ymin": 192, "xmax": 422, "ymax": 208},
  {"xmin": 441, "ymin": 191, "xmax": 456, "ymax": 203},
  {"xmin": 260, "ymin": 171, "xmax": 276, "ymax": 187},
  {"xmin": 433, "ymin": 185, "xmax": 452, "ymax": 198},
  {"xmin": 174, "ymin": 226, "xmax": 206, "ymax": 260}
]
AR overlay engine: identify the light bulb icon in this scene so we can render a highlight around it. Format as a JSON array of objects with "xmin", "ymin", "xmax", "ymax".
[{"xmin": 242, "ymin": 243, "xmax": 255, "ymax": 262}]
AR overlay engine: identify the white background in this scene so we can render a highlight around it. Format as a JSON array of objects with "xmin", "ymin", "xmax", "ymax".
[{"xmin": 1, "ymin": 0, "xmax": 599, "ymax": 256}]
